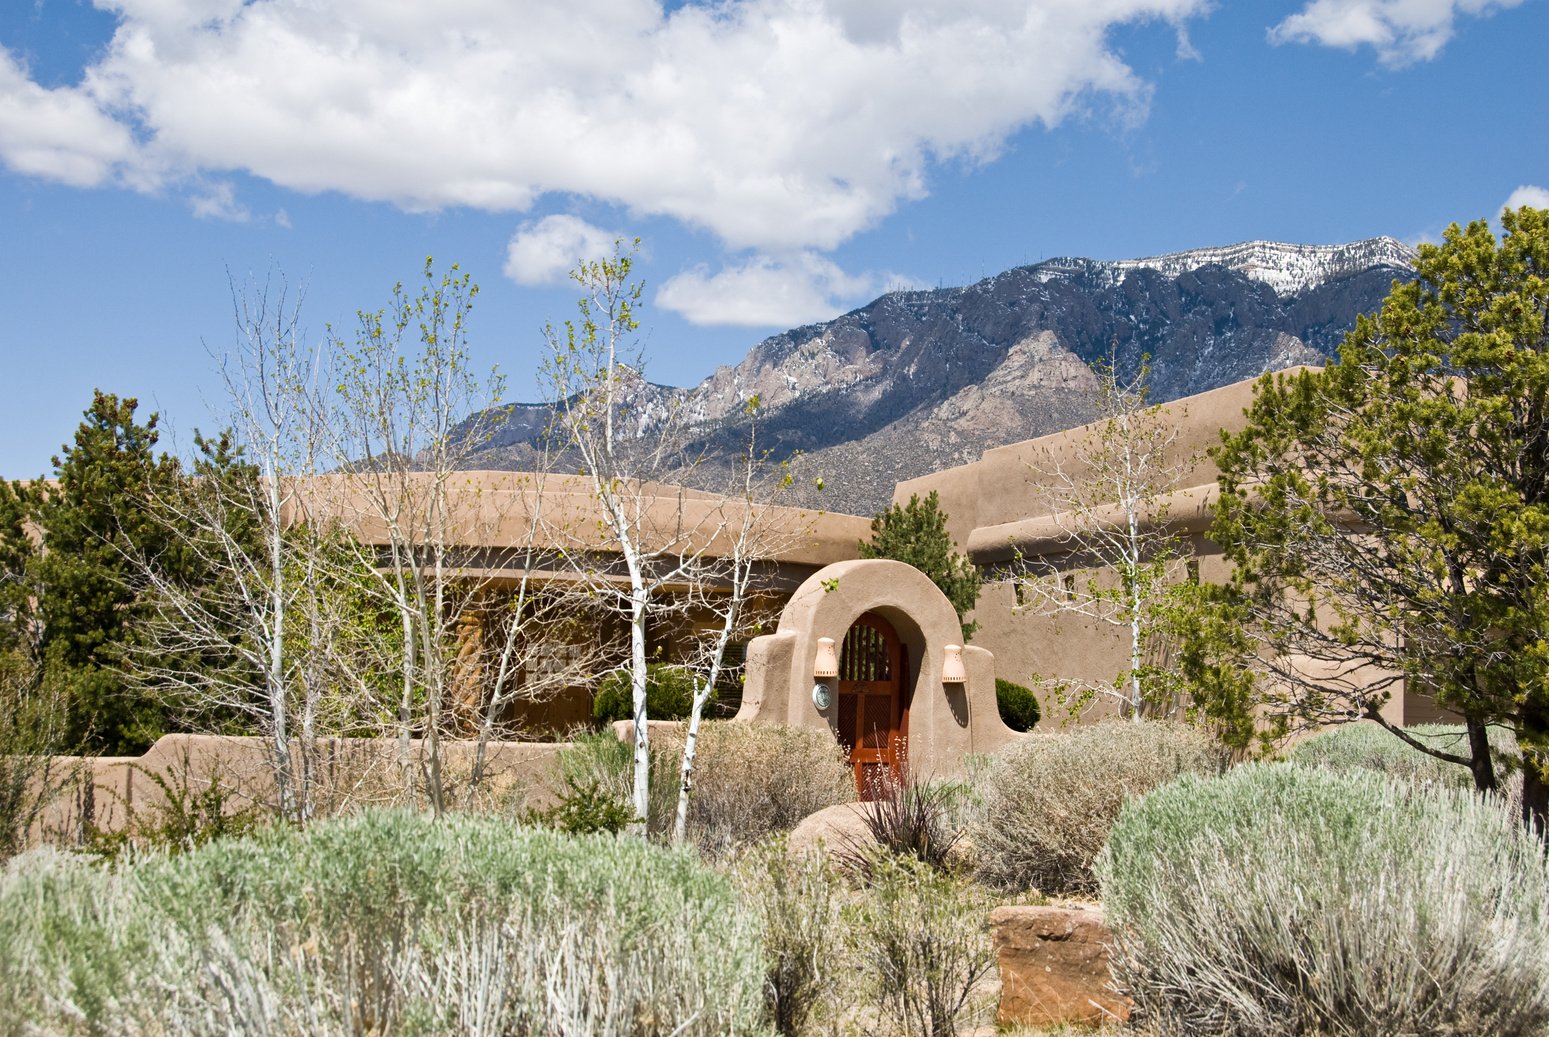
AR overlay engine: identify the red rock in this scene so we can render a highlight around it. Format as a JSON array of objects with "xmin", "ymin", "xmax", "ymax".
[{"xmin": 990, "ymin": 905, "xmax": 1131, "ymax": 1029}]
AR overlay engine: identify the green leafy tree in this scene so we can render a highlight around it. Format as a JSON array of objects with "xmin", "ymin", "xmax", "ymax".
[
  {"xmin": 1190, "ymin": 206, "xmax": 1549, "ymax": 830},
  {"xmin": 860, "ymin": 490, "xmax": 981, "ymax": 640}
]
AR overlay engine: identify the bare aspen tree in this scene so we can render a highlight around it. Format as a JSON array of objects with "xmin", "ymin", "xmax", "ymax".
[
  {"xmin": 127, "ymin": 276, "xmax": 340, "ymax": 820},
  {"xmin": 1011, "ymin": 353, "xmax": 1195, "ymax": 720},
  {"xmin": 542, "ymin": 240, "xmax": 724, "ymax": 831},
  {"xmin": 671, "ymin": 399, "xmax": 801, "ymax": 844},
  {"xmin": 330, "ymin": 260, "xmax": 507, "ymax": 815}
]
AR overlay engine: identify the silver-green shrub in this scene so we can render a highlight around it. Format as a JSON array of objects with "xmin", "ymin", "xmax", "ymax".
[
  {"xmin": 0, "ymin": 811, "xmax": 767, "ymax": 1036},
  {"xmin": 1097, "ymin": 764, "xmax": 1549, "ymax": 1037},
  {"xmin": 970, "ymin": 720, "xmax": 1224, "ymax": 895},
  {"xmin": 682, "ymin": 722, "xmax": 853, "ymax": 858},
  {"xmin": 1283, "ymin": 722, "xmax": 1515, "ymax": 788}
]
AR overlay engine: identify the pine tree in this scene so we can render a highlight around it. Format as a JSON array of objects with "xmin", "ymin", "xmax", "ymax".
[
  {"xmin": 1191, "ymin": 206, "xmax": 1549, "ymax": 832},
  {"xmin": 860, "ymin": 490, "xmax": 981, "ymax": 640},
  {"xmin": 26, "ymin": 392, "xmax": 188, "ymax": 753}
]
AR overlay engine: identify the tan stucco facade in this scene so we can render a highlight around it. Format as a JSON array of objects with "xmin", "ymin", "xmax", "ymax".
[
  {"xmin": 897, "ymin": 370, "xmax": 1453, "ymax": 729},
  {"xmin": 737, "ymin": 559, "xmax": 1022, "ymax": 778}
]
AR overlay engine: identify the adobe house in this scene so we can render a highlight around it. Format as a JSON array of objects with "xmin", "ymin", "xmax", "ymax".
[
  {"xmin": 301, "ymin": 470, "xmax": 875, "ymax": 733},
  {"xmin": 734, "ymin": 558, "xmax": 1022, "ymax": 792},
  {"xmin": 896, "ymin": 371, "xmax": 1455, "ymax": 729}
]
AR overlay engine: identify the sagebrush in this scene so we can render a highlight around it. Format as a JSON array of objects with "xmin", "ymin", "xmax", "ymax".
[
  {"xmin": 1098, "ymin": 763, "xmax": 1549, "ymax": 1037},
  {"xmin": 971, "ymin": 720, "xmax": 1223, "ymax": 895},
  {"xmin": 551, "ymin": 722, "xmax": 852, "ymax": 855},
  {"xmin": 0, "ymin": 810, "xmax": 766, "ymax": 1036},
  {"xmin": 1282, "ymin": 721, "xmax": 1516, "ymax": 789}
]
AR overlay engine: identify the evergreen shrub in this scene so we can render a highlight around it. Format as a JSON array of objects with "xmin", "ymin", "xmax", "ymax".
[
  {"xmin": 0, "ymin": 811, "xmax": 765, "ymax": 1036},
  {"xmin": 591, "ymin": 662, "xmax": 700, "ymax": 724},
  {"xmin": 994, "ymin": 678, "xmax": 1041, "ymax": 732},
  {"xmin": 971, "ymin": 720, "xmax": 1223, "ymax": 895},
  {"xmin": 1098, "ymin": 764, "xmax": 1549, "ymax": 1037}
]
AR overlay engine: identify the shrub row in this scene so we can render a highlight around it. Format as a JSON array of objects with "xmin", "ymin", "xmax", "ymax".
[
  {"xmin": 550, "ymin": 721, "xmax": 853, "ymax": 855},
  {"xmin": 0, "ymin": 811, "xmax": 766, "ymax": 1036}
]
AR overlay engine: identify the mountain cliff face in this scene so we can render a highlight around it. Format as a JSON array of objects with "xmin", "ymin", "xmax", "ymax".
[{"xmin": 471, "ymin": 238, "xmax": 1415, "ymax": 516}]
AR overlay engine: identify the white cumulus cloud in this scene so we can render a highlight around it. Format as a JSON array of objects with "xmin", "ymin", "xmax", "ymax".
[
  {"xmin": 1502, "ymin": 184, "xmax": 1549, "ymax": 215},
  {"xmin": 0, "ymin": 0, "xmax": 1212, "ymax": 253},
  {"xmin": 189, "ymin": 179, "xmax": 251, "ymax": 222},
  {"xmin": 1268, "ymin": 0, "xmax": 1523, "ymax": 66},
  {"xmin": 0, "ymin": 47, "xmax": 138, "ymax": 187},
  {"xmin": 657, "ymin": 252, "xmax": 920, "ymax": 327},
  {"xmin": 504, "ymin": 215, "xmax": 624, "ymax": 286}
]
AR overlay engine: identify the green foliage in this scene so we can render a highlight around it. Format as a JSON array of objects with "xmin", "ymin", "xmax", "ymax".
[
  {"xmin": 861, "ymin": 490, "xmax": 981, "ymax": 641},
  {"xmin": 82, "ymin": 758, "xmax": 264, "ymax": 860},
  {"xmin": 994, "ymin": 678, "xmax": 1041, "ymax": 732},
  {"xmin": 530, "ymin": 777, "xmax": 637, "ymax": 835},
  {"xmin": 591, "ymin": 662, "xmax": 700, "ymax": 724},
  {"xmin": 0, "ymin": 810, "xmax": 766, "ymax": 1036},
  {"xmin": 555, "ymin": 730, "xmax": 680, "ymax": 837},
  {"xmin": 0, "ymin": 652, "xmax": 72, "ymax": 862},
  {"xmin": 19, "ymin": 392, "xmax": 192, "ymax": 753},
  {"xmin": 971, "ymin": 720, "xmax": 1224, "ymax": 895},
  {"xmin": 1196, "ymin": 206, "xmax": 1549, "ymax": 820},
  {"xmin": 1098, "ymin": 764, "xmax": 1549, "ymax": 1037}
]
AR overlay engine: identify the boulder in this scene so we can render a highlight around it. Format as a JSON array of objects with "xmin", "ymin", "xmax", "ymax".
[
  {"xmin": 990, "ymin": 905, "xmax": 1130, "ymax": 1029},
  {"xmin": 787, "ymin": 802, "xmax": 877, "ymax": 858}
]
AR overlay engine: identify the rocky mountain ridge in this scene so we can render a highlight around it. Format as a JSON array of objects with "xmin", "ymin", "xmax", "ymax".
[{"xmin": 471, "ymin": 237, "xmax": 1415, "ymax": 515}]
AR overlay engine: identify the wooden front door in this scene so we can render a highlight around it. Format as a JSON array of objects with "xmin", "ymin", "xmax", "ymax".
[{"xmin": 836, "ymin": 612, "xmax": 908, "ymax": 799}]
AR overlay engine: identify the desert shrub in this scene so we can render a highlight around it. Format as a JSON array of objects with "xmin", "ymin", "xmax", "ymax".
[
  {"xmin": 0, "ymin": 810, "xmax": 766, "ymax": 1036},
  {"xmin": 529, "ymin": 777, "xmax": 637, "ymax": 835},
  {"xmin": 838, "ymin": 774, "xmax": 968, "ymax": 877},
  {"xmin": 1283, "ymin": 721, "xmax": 1515, "ymax": 789},
  {"xmin": 591, "ymin": 662, "xmax": 700, "ymax": 724},
  {"xmin": 681, "ymin": 721, "xmax": 853, "ymax": 857},
  {"xmin": 994, "ymin": 678, "xmax": 1041, "ymax": 732},
  {"xmin": 552, "ymin": 729, "xmax": 680, "ymax": 835},
  {"xmin": 0, "ymin": 654, "xmax": 74, "ymax": 861},
  {"xmin": 1098, "ymin": 764, "xmax": 1549, "ymax": 1037},
  {"xmin": 734, "ymin": 836, "xmax": 844, "ymax": 1037},
  {"xmin": 971, "ymin": 720, "xmax": 1224, "ymax": 895},
  {"xmin": 84, "ymin": 758, "xmax": 265, "ymax": 860},
  {"xmin": 849, "ymin": 854, "xmax": 996, "ymax": 1037}
]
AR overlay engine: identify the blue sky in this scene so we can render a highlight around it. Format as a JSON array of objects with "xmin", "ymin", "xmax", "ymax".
[{"xmin": 2, "ymin": 0, "xmax": 1545, "ymax": 478}]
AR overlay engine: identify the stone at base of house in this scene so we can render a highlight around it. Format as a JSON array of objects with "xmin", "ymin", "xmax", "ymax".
[{"xmin": 990, "ymin": 905, "xmax": 1131, "ymax": 1029}]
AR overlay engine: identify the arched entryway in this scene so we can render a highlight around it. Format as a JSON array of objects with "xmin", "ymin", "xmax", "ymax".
[{"xmin": 837, "ymin": 611, "xmax": 909, "ymax": 799}]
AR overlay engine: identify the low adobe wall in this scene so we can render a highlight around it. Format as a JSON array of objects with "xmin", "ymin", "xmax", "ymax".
[{"xmin": 27, "ymin": 734, "xmax": 570, "ymax": 846}]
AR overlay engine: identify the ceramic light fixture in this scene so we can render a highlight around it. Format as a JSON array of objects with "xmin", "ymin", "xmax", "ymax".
[
  {"xmin": 942, "ymin": 644, "xmax": 967, "ymax": 683},
  {"xmin": 813, "ymin": 636, "xmax": 839, "ymax": 679}
]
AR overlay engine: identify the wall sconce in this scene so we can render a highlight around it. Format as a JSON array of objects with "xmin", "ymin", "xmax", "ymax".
[
  {"xmin": 814, "ymin": 637, "xmax": 838, "ymax": 679},
  {"xmin": 942, "ymin": 644, "xmax": 967, "ymax": 684},
  {"xmin": 812, "ymin": 636, "xmax": 838, "ymax": 710}
]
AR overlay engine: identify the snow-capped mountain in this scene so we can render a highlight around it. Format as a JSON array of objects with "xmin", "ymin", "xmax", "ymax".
[
  {"xmin": 471, "ymin": 237, "xmax": 1414, "ymax": 514},
  {"xmin": 1075, "ymin": 237, "xmax": 1416, "ymax": 297}
]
